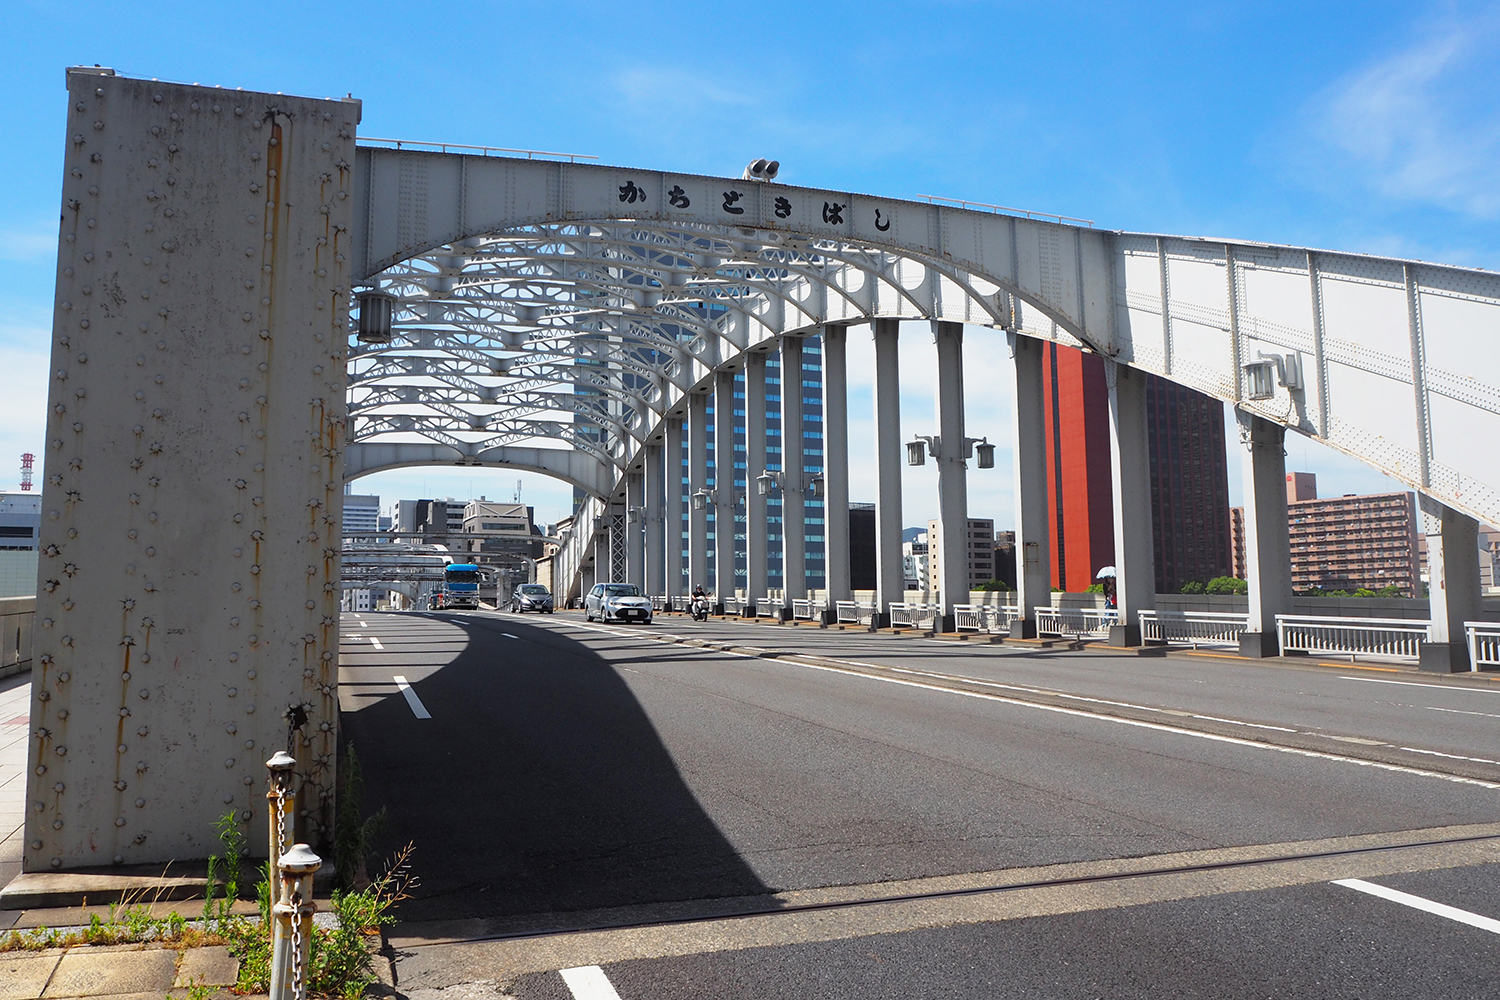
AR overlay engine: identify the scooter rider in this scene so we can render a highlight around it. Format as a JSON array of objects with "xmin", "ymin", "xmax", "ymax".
[{"xmin": 691, "ymin": 584, "xmax": 710, "ymax": 621}]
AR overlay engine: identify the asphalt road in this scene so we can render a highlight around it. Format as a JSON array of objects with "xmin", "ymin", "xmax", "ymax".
[{"xmin": 339, "ymin": 609, "xmax": 1500, "ymax": 998}]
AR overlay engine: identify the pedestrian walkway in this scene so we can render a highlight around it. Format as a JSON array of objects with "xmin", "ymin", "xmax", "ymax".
[
  {"xmin": 1, "ymin": 943, "xmax": 244, "ymax": 999},
  {"xmin": 1, "ymin": 673, "xmax": 30, "ymax": 894}
]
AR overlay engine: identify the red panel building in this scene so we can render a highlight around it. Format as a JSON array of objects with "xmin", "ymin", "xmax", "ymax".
[
  {"xmin": 1042, "ymin": 342, "xmax": 1115, "ymax": 591},
  {"xmin": 1042, "ymin": 344, "xmax": 1232, "ymax": 594}
]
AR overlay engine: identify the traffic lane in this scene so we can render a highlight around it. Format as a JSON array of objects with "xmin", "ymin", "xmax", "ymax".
[
  {"xmin": 521, "ymin": 619, "xmax": 1500, "ymax": 891},
  {"xmin": 338, "ymin": 614, "xmax": 471, "ymax": 714},
  {"xmin": 339, "ymin": 613, "xmax": 773, "ymax": 923},
  {"xmin": 632, "ymin": 615, "xmax": 1500, "ymax": 761},
  {"xmin": 513, "ymin": 863, "xmax": 1500, "ymax": 1000}
]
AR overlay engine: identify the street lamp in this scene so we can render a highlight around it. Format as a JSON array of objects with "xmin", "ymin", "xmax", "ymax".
[
  {"xmin": 355, "ymin": 288, "xmax": 397, "ymax": 344},
  {"xmin": 692, "ymin": 489, "xmax": 712, "ymax": 510}
]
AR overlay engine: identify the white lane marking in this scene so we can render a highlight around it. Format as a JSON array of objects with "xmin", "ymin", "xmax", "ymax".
[
  {"xmin": 783, "ymin": 661, "xmax": 1500, "ymax": 790},
  {"xmin": 1398, "ymin": 746, "xmax": 1500, "ymax": 767},
  {"xmin": 560, "ymin": 965, "xmax": 623, "ymax": 1000},
  {"xmin": 357, "ymin": 620, "xmax": 369, "ymax": 628},
  {"xmin": 1428, "ymin": 705, "xmax": 1500, "ymax": 720},
  {"xmin": 554, "ymin": 623, "xmax": 1500, "ymax": 789},
  {"xmin": 502, "ymin": 633, "xmax": 519, "ymax": 639},
  {"xmin": 886, "ymin": 666, "xmax": 1298, "ymax": 732},
  {"xmin": 1334, "ymin": 878, "xmax": 1500, "ymax": 934},
  {"xmin": 1341, "ymin": 676, "xmax": 1500, "ymax": 694},
  {"xmin": 392, "ymin": 676, "xmax": 431, "ymax": 719},
  {"xmin": 369, "ymin": 637, "xmax": 385, "ymax": 650}
]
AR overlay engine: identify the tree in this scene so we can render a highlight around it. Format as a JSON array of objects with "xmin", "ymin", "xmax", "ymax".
[
  {"xmin": 1205, "ymin": 576, "xmax": 1248, "ymax": 595},
  {"xmin": 1180, "ymin": 580, "xmax": 1205, "ymax": 594}
]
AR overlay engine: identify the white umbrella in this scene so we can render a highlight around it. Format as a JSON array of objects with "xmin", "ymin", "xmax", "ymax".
[{"xmin": 1095, "ymin": 566, "xmax": 1117, "ymax": 579}]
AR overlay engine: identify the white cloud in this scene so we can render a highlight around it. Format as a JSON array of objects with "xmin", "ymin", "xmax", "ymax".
[
  {"xmin": 0, "ymin": 224, "xmax": 59, "ymax": 264},
  {"xmin": 1303, "ymin": 15, "xmax": 1500, "ymax": 217}
]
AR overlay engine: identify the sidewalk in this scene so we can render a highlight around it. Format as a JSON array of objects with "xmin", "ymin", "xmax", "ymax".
[{"xmin": 1, "ymin": 676, "xmax": 251, "ymax": 999}]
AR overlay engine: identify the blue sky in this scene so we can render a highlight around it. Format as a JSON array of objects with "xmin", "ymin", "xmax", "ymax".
[{"xmin": 3, "ymin": 0, "xmax": 1497, "ymax": 527}]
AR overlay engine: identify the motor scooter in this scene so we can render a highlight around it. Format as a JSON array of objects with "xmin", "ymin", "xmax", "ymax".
[{"xmin": 690, "ymin": 594, "xmax": 710, "ymax": 622}]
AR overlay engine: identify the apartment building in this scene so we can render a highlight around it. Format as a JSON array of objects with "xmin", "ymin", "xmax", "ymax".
[
  {"xmin": 927, "ymin": 517, "xmax": 996, "ymax": 592},
  {"xmin": 1286, "ymin": 476, "xmax": 1420, "ymax": 596}
]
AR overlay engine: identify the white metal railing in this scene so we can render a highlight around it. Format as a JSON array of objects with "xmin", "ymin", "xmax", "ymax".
[
  {"xmin": 1139, "ymin": 609, "xmax": 1249, "ymax": 649},
  {"xmin": 889, "ymin": 602, "xmax": 939, "ymax": 628},
  {"xmin": 650, "ymin": 595, "xmax": 667, "ymax": 611},
  {"xmin": 915, "ymin": 193, "xmax": 1095, "ymax": 227},
  {"xmin": 792, "ymin": 599, "xmax": 822, "ymax": 621},
  {"xmin": 722, "ymin": 597, "xmax": 744, "ymax": 616},
  {"xmin": 359, "ymin": 136, "xmax": 600, "ymax": 162},
  {"xmin": 1036, "ymin": 607, "xmax": 1119, "ymax": 638},
  {"xmin": 757, "ymin": 597, "xmax": 781, "ymax": 618},
  {"xmin": 1465, "ymin": 621, "xmax": 1500, "ymax": 670},
  {"xmin": 954, "ymin": 604, "xmax": 1022, "ymax": 634},
  {"xmin": 836, "ymin": 600, "xmax": 874, "ymax": 625},
  {"xmin": 1276, "ymin": 614, "xmax": 1429, "ymax": 661}
]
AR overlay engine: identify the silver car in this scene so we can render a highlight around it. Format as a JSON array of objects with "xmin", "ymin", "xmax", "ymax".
[
  {"xmin": 584, "ymin": 583, "xmax": 653, "ymax": 624},
  {"xmin": 510, "ymin": 583, "xmax": 554, "ymax": 614}
]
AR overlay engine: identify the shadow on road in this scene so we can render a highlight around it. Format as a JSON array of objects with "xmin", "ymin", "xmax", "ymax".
[{"xmin": 341, "ymin": 615, "xmax": 775, "ymax": 932}]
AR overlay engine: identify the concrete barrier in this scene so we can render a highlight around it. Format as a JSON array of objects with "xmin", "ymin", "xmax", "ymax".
[{"xmin": 1, "ymin": 595, "xmax": 35, "ymax": 679}]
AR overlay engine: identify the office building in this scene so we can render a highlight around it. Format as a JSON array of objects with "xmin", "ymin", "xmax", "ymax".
[
  {"xmin": 1229, "ymin": 506, "xmax": 1247, "ymax": 581},
  {"xmin": 902, "ymin": 532, "xmax": 929, "ymax": 592},
  {"xmin": 927, "ymin": 517, "xmax": 995, "ymax": 592},
  {"xmin": 849, "ymin": 503, "xmax": 876, "ymax": 591},
  {"xmin": 343, "ymin": 493, "xmax": 381, "ymax": 536},
  {"xmin": 1286, "ymin": 475, "xmax": 1420, "ymax": 596},
  {"xmin": 0, "ymin": 493, "xmax": 41, "ymax": 598},
  {"xmin": 1041, "ymin": 344, "xmax": 1232, "ymax": 592}
]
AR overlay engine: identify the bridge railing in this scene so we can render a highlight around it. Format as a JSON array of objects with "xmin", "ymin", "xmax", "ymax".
[
  {"xmin": 1465, "ymin": 621, "xmax": 1500, "ymax": 670},
  {"xmin": 889, "ymin": 602, "xmax": 938, "ymax": 629},
  {"xmin": 954, "ymin": 604, "xmax": 1022, "ymax": 634},
  {"xmin": 1, "ymin": 596, "xmax": 34, "ymax": 679},
  {"xmin": 1036, "ymin": 607, "xmax": 1118, "ymax": 638},
  {"xmin": 836, "ymin": 601, "xmax": 874, "ymax": 626},
  {"xmin": 1276, "ymin": 614, "xmax": 1428, "ymax": 661},
  {"xmin": 757, "ymin": 597, "xmax": 781, "ymax": 619},
  {"xmin": 1139, "ymin": 609, "xmax": 1250, "ymax": 648},
  {"xmin": 792, "ymin": 599, "xmax": 822, "ymax": 621},
  {"xmin": 722, "ymin": 596, "xmax": 745, "ymax": 616}
]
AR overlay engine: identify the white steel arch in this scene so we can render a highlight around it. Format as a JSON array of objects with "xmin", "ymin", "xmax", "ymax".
[{"xmin": 349, "ymin": 147, "xmax": 1500, "ymax": 547}]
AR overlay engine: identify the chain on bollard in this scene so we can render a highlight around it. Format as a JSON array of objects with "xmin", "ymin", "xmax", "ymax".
[
  {"xmin": 265, "ymin": 751, "xmax": 296, "ymax": 892},
  {"xmin": 269, "ymin": 843, "xmax": 321, "ymax": 1000}
]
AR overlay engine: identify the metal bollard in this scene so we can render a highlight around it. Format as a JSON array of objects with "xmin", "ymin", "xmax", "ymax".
[
  {"xmin": 269, "ymin": 843, "xmax": 321, "ymax": 1000},
  {"xmin": 265, "ymin": 751, "xmax": 297, "ymax": 891}
]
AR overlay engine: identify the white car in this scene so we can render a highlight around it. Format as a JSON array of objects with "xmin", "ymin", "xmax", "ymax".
[{"xmin": 584, "ymin": 583, "xmax": 653, "ymax": 624}]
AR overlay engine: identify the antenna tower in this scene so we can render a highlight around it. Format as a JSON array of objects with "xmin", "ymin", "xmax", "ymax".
[
  {"xmin": 19, "ymin": 453, "xmax": 35, "ymax": 491},
  {"xmin": 514, "ymin": 479, "xmax": 522, "ymax": 503}
]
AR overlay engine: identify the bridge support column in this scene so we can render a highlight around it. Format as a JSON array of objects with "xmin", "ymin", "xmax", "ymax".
[
  {"xmin": 23, "ymin": 72, "xmax": 356, "ymax": 873},
  {"xmin": 782, "ymin": 337, "xmax": 808, "ymax": 614},
  {"xmin": 933, "ymin": 322, "xmax": 968, "ymax": 632},
  {"xmin": 1107, "ymin": 362, "xmax": 1156, "ymax": 646},
  {"xmin": 688, "ymin": 392, "xmax": 710, "ymax": 598},
  {"xmin": 1419, "ymin": 497, "xmax": 1481, "ymax": 672},
  {"xmin": 644, "ymin": 443, "xmax": 666, "ymax": 598},
  {"xmin": 1236, "ymin": 409, "xmax": 1292, "ymax": 656},
  {"xmin": 873, "ymin": 319, "xmax": 904, "ymax": 628},
  {"xmin": 744, "ymin": 353, "xmax": 769, "ymax": 613},
  {"xmin": 1009, "ymin": 334, "xmax": 1051, "ymax": 638},
  {"xmin": 822, "ymin": 325, "xmax": 851, "ymax": 620},
  {"xmin": 714, "ymin": 369, "xmax": 738, "ymax": 612},
  {"xmin": 626, "ymin": 471, "xmax": 645, "ymax": 590},
  {"xmin": 664, "ymin": 417, "xmax": 685, "ymax": 602}
]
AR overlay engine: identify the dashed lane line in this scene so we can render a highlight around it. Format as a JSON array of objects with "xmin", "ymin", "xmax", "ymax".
[
  {"xmin": 369, "ymin": 637, "xmax": 385, "ymax": 650},
  {"xmin": 502, "ymin": 633, "xmax": 520, "ymax": 639},
  {"xmin": 1334, "ymin": 878, "xmax": 1500, "ymax": 934},
  {"xmin": 393, "ymin": 675, "xmax": 432, "ymax": 720},
  {"xmin": 560, "ymin": 966, "xmax": 623, "ymax": 1000}
]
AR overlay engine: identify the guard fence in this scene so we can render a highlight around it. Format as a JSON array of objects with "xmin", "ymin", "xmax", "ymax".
[
  {"xmin": 888, "ymin": 602, "xmax": 938, "ymax": 629},
  {"xmin": 1468, "ymin": 621, "xmax": 1500, "ymax": 670},
  {"xmin": 1274, "ymin": 614, "xmax": 1428, "ymax": 662},
  {"xmin": 1035, "ymin": 607, "xmax": 1119, "ymax": 638},
  {"xmin": 1139, "ymin": 609, "xmax": 1249, "ymax": 649},
  {"xmin": 954, "ymin": 604, "xmax": 1021, "ymax": 634},
  {"xmin": 836, "ymin": 600, "xmax": 877, "ymax": 626}
]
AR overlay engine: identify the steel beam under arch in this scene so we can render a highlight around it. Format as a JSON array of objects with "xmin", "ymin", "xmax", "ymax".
[{"xmin": 343, "ymin": 442, "xmax": 612, "ymax": 499}]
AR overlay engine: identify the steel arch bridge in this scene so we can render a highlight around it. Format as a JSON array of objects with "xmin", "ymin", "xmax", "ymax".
[
  {"xmin": 346, "ymin": 145, "xmax": 1500, "ymax": 565},
  {"xmin": 24, "ymin": 70, "xmax": 1500, "ymax": 878}
]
